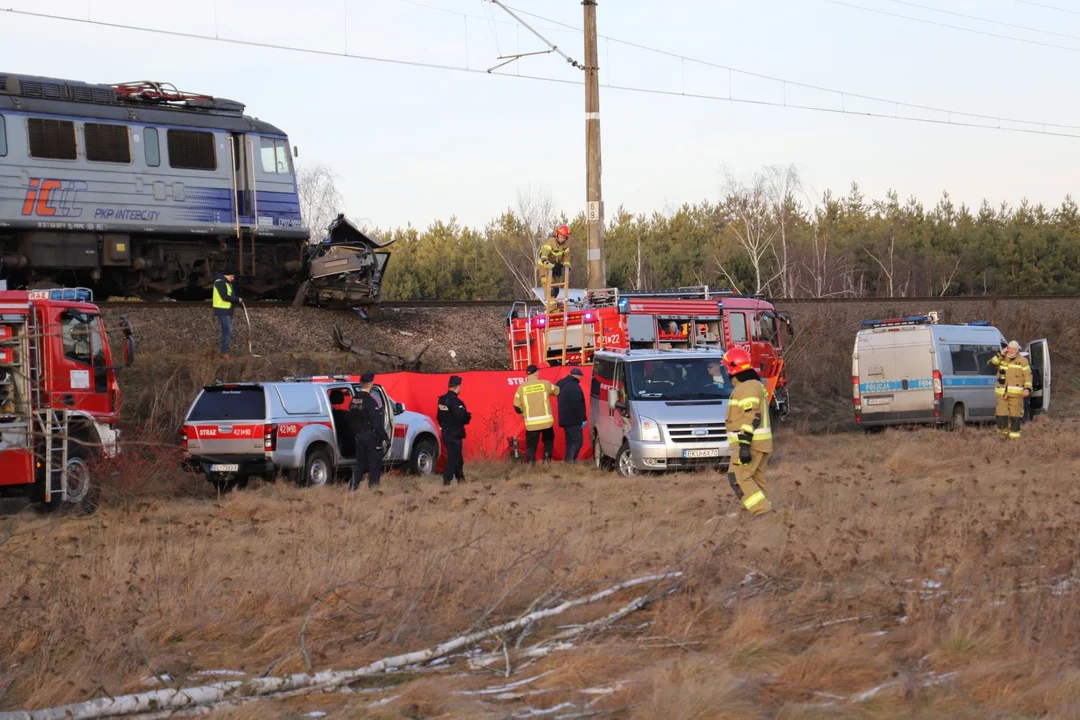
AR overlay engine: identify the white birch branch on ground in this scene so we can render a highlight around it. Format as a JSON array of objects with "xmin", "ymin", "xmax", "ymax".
[{"xmin": 0, "ymin": 572, "xmax": 683, "ymax": 720}]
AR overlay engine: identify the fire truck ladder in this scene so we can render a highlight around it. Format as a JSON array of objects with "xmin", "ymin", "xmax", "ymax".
[
  {"xmin": 539, "ymin": 267, "xmax": 598, "ymax": 367},
  {"xmin": 26, "ymin": 304, "xmax": 44, "ymax": 411},
  {"xmin": 543, "ymin": 265, "xmax": 571, "ymax": 366},
  {"xmin": 24, "ymin": 309, "xmax": 69, "ymax": 501},
  {"xmin": 508, "ymin": 301, "xmax": 533, "ymax": 370},
  {"xmin": 37, "ymin": 409, "xmax": 69, "ymax": 503}
]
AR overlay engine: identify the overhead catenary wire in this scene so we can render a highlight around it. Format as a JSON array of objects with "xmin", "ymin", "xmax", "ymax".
[
  {"xmin": 823, "ymin": 0, "xmax": 1080, "ymax": 54},
  {"xmin": 879, "ymin": 0, "xmax": 1080, "ymax": 42},
  {"xmin": 1012, "ymin": 0, "xmax": 1080, "ymax": 15},
  {"xmin": 497, "ymin": 3, "xmax": 1080, "ymax": 132},
  {"xmin": 3, "ymin": 6, "xmax": 1080, "ymax": 138}
]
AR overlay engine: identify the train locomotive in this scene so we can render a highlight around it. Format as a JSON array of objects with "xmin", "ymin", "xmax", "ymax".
[{"xmin": 0, "ymin": 73, "xmax": 390, "ymax": 306}]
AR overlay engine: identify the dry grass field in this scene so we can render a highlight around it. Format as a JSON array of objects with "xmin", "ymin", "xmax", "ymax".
[
  {"xmin": 3, "ymin": 419, "xmax": 1079, "ymax": 718},
  {"xmin": 2, "ymin": 297, "xmax": 1077, "ymax": 717}
]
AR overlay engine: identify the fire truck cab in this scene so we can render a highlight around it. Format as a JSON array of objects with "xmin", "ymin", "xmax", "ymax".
[
  {"xmin": 0, "ymin": 288, "xmax": 132, "ymax": 510},
  {"xmin": 507, "ymin": 286, "xmax": 794, "ymax": 416}
]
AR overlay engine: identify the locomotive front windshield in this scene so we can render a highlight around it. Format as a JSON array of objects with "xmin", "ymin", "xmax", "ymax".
[{"xmin": 626, "ymin": 358, "xmax": 733, "ymax": 401}]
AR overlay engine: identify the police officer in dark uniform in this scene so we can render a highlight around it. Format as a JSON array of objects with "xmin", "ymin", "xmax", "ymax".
[
  {"xmin": 348, "ymin": 372, "xmax": 389, "ymax": 490},
  {"xmin": 437, "ymin": 375, "xmax": 471, "ymax": 485}
]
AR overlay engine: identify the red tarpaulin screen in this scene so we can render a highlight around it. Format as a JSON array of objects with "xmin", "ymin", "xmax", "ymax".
[
  {"xmin": 377, "ymin": 367, "xmax": 594, "ymax": 463},
  {"xmin": 375, "ymin": 365, "xmax": 772, "ymax": 467}
]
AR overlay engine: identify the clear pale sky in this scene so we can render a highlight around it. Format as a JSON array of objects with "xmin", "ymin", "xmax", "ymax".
[{"xmin": 4, "ymin": 0, "xmax": 1078, "ymax": 228}]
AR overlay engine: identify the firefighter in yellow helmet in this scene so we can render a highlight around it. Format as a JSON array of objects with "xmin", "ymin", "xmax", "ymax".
[
  {"xmin": 989, "ymin": 340, "xmax": 1032, "ymax": 439},
  {"xmin": 723, "ymin": 347, "xmax": 773, "ymax": 517},
  {"xmin": 513, "ymin": 364, "xmax": 560, "ymax": 463},
  {"xmin": 538, "ymin": 225, "xmax": 571, "ymax": 312}
]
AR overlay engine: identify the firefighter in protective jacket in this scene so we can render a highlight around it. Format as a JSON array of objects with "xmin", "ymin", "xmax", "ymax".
[
  {"xmin": 990, "ymin": 340, "xmax": 1032, "ymax": 439},
  {"xmin": 723, "ymin": 347, "xmax": 773, "ymax": 517},
  {"xmin": 538, "ymin": 225, "xmax": 571, "ymax": 312},
  {"xmin": 513, "ymin": 364, "xmax": 560, "ymax": 463}
]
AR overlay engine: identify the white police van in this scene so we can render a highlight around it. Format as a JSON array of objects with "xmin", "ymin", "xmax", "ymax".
[{"xmin": 852, "ymin": 313, "xmax": 1050, "ymax": 429}]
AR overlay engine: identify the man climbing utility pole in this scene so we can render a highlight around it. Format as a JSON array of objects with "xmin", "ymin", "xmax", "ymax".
[{"xmin": 584, "ymin": 0, "xmax": 606, "ymax": 289}]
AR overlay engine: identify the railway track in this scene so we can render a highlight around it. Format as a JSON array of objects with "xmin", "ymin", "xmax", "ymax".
[
  {"xmin": 95, "ymin": 299, "xmax": 532, "ymax": 310},
  {"xmin": 95, "ymin": 295, "xmax": 1080, "ymax": 311}
]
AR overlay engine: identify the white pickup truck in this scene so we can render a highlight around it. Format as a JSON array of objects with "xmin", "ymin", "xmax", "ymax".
[{"xmin": 182, "ymin": 377, "xmax": 440, "ymax": 490}]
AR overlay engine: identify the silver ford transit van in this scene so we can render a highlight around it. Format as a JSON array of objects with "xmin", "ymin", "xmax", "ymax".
[{"xmin": 590, "ymin": 349, "xmax": 732, "ymax": 477}]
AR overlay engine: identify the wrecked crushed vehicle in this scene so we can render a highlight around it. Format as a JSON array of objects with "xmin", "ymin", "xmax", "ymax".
[{"xmin": 293, "ymin": 214, "xmax": 395, "ymax": 317}]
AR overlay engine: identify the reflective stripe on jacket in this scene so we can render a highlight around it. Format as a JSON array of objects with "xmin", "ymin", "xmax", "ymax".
[
  {"xmin": 989, "ymin": 353, "xmax": 1032, "ymax": 397},
  {"xmin": 513, "ymin": 376, "xmax": 560, "ymax": 430},
  {"xmin": 726, "ymin": 377, "xmax": 773, "ymax": 453},
  {"xmin": 538, "ymin": 242, "xmax": 571, "ymax": 267}
]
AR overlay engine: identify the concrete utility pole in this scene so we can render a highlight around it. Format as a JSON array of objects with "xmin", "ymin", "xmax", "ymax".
[{"xmin": 583, "ymin": 0, "xmax": 606, "ymax": 289}]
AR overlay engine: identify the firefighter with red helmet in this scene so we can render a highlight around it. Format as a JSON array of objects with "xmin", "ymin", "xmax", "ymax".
[
  {"xmin": 538, "ymin": 225, "xmax": 572, "ymax": 312},
  {"xmin": 723, "ymin": 347, "xmax": 773, "ymax": 517}
]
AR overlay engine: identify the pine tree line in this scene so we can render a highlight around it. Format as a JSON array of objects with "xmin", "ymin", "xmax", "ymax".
[{"xmin": 358, "ymin": 168, "xmax": 1080, "ymax": 300}]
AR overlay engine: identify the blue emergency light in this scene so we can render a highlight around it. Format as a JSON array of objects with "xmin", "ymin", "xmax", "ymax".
[
  {"xmin": 29, "ymin": 287, "xmax": 94, "ymax": 302},
  {"xmin": 966, "ymin": 321, "xmax": 991, "ymax": 327},
  {"xmin": 861, "ymin": 314, "xmax": 935, "ymax": 328},
  {"xmin": 617, "ymin": 297, "xmax": 630, "ymax": 314}
]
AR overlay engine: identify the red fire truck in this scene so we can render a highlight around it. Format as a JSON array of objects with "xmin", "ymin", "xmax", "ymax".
[
  {"xmin": 0, "ymin": 288, "xmax": 133, "ymax": 510},
  {"xmin": 507, "ymin": 286, "xmax": 794, "ymax": 416}
]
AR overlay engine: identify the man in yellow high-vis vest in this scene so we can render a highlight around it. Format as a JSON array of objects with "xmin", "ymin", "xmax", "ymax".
[
  {"xmin": 513, "ymin": 364, "xmax": 560, "ymax": 463},
  {"xmin": 212, "ymin": 270, "xmax": 240, "ymax": 359}
]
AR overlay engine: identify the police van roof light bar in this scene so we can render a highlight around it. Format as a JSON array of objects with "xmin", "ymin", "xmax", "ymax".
[{"xmin": 861, "ymin": 312, "xmax": 939, "ymax": 328}]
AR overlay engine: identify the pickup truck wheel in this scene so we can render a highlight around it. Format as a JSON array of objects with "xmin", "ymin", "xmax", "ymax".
[
  {"xmin": 409, "ymin": 439, "xmax": 437, "ymax": 475},
  {"xmin": 616, "ymin": 442, "xmax": 638, "ymax": 478},
  {"xmin": 301, "ymin": 448, "xmax": 333, "ymax": 487}
]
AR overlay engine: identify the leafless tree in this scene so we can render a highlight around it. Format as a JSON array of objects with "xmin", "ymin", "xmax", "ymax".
[
  {"xmin": 797, "ymin": 222, "xmax": 855, "ymax": 298},
  {"xmin": 762, "ymin": 164, "xmax": 801, "ymax": 298},
  {"xmin": 296, "ymin": 163, "xmax": 344, "ymax": 241},
  {"xmin": 937, "ymin": 254, "xmax": 963, "ymax": 296},
  {"xmin": 491, "ymin": 187, "xmax": 557, "ymax": 297},
  {"xmin": 720, "ymin": 169, "xmax": 781, "ymax": 295}
]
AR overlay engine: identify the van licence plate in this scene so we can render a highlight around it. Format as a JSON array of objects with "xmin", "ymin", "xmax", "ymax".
[
  {"xmin": 683, "ymin": 448, "xmax": 720, "ymax": 458},
  {"xmin": 866, "ymin": 397, "xmax": 892, "ymax": 406},
  {"xmin": 210, "ymin": 464, "xmax": 240, "ymax": 472}
]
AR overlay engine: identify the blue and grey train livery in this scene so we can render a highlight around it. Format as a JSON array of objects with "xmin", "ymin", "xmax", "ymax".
[
  {"xmin": 852, "ymin": 313, "xmax": 1051, "ymax": 429},
  {"xmin": 0, "ymin": 75, "xmax": 307, "ymax": 298}
]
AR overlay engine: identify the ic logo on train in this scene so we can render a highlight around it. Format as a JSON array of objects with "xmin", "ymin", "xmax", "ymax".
[{"xmin": 21, "ymin": 178, "xmax": 87, "ymax": 218}]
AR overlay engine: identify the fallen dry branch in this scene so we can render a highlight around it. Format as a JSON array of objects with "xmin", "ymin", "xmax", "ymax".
[
  {"xmin": 332, "ymin": 325, "xmax": 431, "ymax": 370},
  {"xmin": 0, "ymin": 572, "xmax": 683, "ymax": 720}
]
